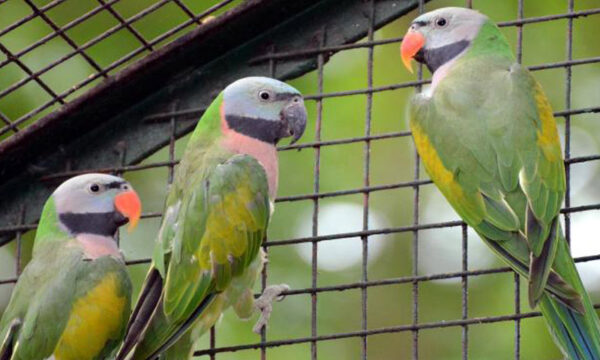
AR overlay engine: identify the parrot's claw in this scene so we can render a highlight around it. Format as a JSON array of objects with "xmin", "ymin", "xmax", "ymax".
[{"xmin": 252, "ymin": 284, "xmax": 290, "ymax": 334}]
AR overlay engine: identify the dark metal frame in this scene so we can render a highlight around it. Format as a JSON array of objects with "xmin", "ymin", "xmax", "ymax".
[{"xmin": 0, "ymin": 0, "xmax": 599, "ymax": 358}]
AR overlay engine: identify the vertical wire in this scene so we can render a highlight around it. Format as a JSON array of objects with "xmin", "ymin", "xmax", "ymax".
[
  {"xmin": 311, "ymin": 30, "xmax": 326, "ymax": 360},
  {"xmin": 114, "ymin": 143, "xmax": 127, "ymax": 247},
  {"xmin": 514, "ymin": 1, "xmax": 524, "ymax": 358},
  {"xmin": 167, "ymin": 101, "xmax": 178, "ymax": 185},
  {"xmin": 15, "ymin": 206, "xmax": 25, "ymax": 276},
  {"xmin": 412, "ymin": 1, "xmax": 425, "ymax": 359},
  {"xmin": 361, "ymin": 1, "xmax": 375, "ymax": 359},
  {"xmin": 260, "ymin": 44, "xmax": 277, "ymax": 360},
  {"xmin": 461, "ymin": 224, "xmax": 468, "ymax": 360},
  {"xmin": 564, "ymin": 0, "xmax": 574, "ymax": 247}
]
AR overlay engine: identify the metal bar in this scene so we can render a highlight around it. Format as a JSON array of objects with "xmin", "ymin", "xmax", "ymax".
[
  {"xmin": 461, "ymin": 224, "xmax": 468, "ymax": 360},
  {"xmin": 564, "ymin": 0, "xmax": 575, "ymax": 247},
  {"xmin": 5, "ymin": 198, "xmax": 600, "ymax": 237},
  {"xmin": 248, "ymin": 9, "xmax": 600, "ymax": 64},
  {"xmin": 310, "ymin": 29, "xmax": 326, "ymax": 360},
  {"xmin": 412, "ymin": 1, "xmax": 425, "ymax": 358},
  {"xmin": 361, "ymin": 2, "xmax": 375, "ymax": 358},
  {"xmin": 4, "ymin": 251, "xmax": 600, "ymax": 289},
  {"xmin": 260, "ymin": 44, "xmax": 277, "ymax": 360},
  {"xmin": 4, "ymin": 38, "xmax": 600, "ymax": 138},
  {"xmin": 192, "ymin": 310, "xmax": 591, "ymax": 357},
  {"xmin": 514, "ymin": 1, "xmax": 524, "ymax": 357}
]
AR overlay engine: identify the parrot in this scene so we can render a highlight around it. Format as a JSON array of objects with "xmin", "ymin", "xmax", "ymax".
[
  {"xmin": 0, "ymin": 173, "xmax": 142, "ymax": 360},
  {"xmin": 400, "ymin": 7, "xmax": 600, "ymax": 359},
  {"xmin": 115, "ymin": 76, "xmax": 307, "ymax": 360}
]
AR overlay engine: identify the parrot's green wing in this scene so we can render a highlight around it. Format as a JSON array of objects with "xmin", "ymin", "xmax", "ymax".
[
  {"xmin": 120, "ymin": 154, "xmax": 270, "ymax": 360},
  {"xmin": 0, "ymin": 243, "xmax": 131, "ymax": 360},
  {"xmin": 410, "ymin": 57, "xmax": 577, "ymax": 309}
]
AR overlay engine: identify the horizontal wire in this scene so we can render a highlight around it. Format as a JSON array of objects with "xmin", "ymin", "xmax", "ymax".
[
  {"xmin": 2, "ymin": 200, "xmax": 599, "ymax": 238},
  {"xmin": 193, "ymin": 303, "xmax": 600, "ymax": 356},
  {"xmin": 35, "ymin": 121, "xmax": 600, "ymax": 182},
  {"xmin": 248, "ymin": 9, "xmax": 600, "ymax": 64}
]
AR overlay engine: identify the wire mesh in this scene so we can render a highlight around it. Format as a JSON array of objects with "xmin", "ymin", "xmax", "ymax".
[
  {"xmin": 0, "ymin": 0, "xmax": 242, "ymax": 139},
  {"xmin": 0, "ymin": 0, "xmax": 600, "ymax": 359}
]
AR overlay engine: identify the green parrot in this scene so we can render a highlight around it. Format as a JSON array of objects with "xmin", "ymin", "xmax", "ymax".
[
  {"xmin": 400, "ymin": 7, "xmax": 600, "ymax": 359},
  {"xmin": 0, "ymin": 173, "xmax": 142, "ymax": 360},
  {"xmin": 115, "ymin": 77, "xmax": 307, "ymax": 360}
]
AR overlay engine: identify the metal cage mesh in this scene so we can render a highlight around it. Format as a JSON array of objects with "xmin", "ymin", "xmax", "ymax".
[{"xmin": 1, "ymin": 0, "xmax": 600, "ymax": 359}]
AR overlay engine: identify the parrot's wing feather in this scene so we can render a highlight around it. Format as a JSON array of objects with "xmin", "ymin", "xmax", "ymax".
[
  {"xmin": 122, "ymin": 154, "xmax": 270, "ymax": 359},
  {"xmin": 510, "ymin": 65, "xmax": 566, "ymax": 304},
  {"xmin": 164, "ymin": 153, "xmax": 269, "ymax": 320},
  {"xmin": 118, "ymin": 268, "xmax": 164, "ymax": 359},
  {"xmin": 410, "ymin": 60, "xmax": 576, "ymax": 309},
  {"xmin": 143, "ymin": 293, "xmax": 216, "ymax": 360},
  {"xmin": 0, "ymin": 319, "xmax": 21, "ymax": 360}
]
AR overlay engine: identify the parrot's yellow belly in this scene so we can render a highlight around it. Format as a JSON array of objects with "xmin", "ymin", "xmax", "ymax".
[{"xmin": 53, "ymin": 273, "xmax": 126, "ymax": 360}]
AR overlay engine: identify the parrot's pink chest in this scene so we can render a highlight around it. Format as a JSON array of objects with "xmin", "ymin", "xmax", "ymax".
[{"xmin": 76, "ymin": 234, "xmax": 123, "ymax": 260}]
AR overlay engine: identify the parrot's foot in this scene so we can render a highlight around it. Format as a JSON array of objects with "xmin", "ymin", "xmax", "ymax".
[{"xmin": 252, "ymin": 284, "xmax": 290, "ymax": 334}]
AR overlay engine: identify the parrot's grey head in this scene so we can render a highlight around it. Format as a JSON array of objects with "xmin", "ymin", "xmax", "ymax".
[
  {"xmin": 222, "ymin": 76, "xmax": 307, "ymax": 145},
  {"xmin": 400, "ymin": 7, "xmax": 488, "ymax": 73},
  {"xmin": 52, "ymin": 173, "xmax": 142, "ymax": 236}
]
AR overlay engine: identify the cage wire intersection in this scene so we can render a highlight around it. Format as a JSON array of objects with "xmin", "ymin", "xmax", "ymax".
[{"xmin": 0, "ymin": 0, "xmax": 600, "ymax": 358}]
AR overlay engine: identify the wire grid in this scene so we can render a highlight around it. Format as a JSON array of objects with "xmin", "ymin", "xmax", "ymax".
[
  {"xmin": 0, "ymin": 0, "xmax": 242, "ymax": 139},
  {"xmin": 1, "ymin": 0, "xmax": 600, "ymax": 358}
]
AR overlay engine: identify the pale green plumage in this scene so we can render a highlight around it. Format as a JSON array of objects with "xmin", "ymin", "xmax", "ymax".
[
  {"xmin": 118, "ymin": 77, "xmax": 305, "ymax": 360},
  {"xmin": 408, "ymin": 9, "xmax": 600, "ymax": 359}
]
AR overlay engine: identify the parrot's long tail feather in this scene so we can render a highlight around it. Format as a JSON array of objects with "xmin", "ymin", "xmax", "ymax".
[
  {"xmin": 483, "ymin": 230, "xmax": 600, "ymax": 359},
  {"xmin": 0, "ymin": 319, "xmax": 20, "ymax": 360},
  {"xmin": 537, "ymin": 236, "xmax": 600, "ymax": 360},
  {"xmin": 539, "ymin": 293, "xmax": 600, "ymax": 360},
  {"xmin": 143, "ymin": 293, "xmax": 217, "ymax": 360},
  {"xmin": 116, "ymin": 269, "xmax": 164, "ymax": 360}
]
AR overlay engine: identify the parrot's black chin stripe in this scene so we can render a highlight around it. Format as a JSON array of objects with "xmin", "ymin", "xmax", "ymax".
[
  {"xmin": 226, "ymin": 114, "xmax": 287, "ymax": 144},
  {"xmin": 416, "ymin": 39, "xmax": 471, "ymax": 73},
  {"xmin": 59, "ymin": 211, "xmax": 128, "ymax": 236}
]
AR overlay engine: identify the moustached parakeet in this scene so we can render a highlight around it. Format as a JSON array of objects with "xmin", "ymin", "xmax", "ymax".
[
  {"xmin": 116, "ymin": 76, "xmax": 307, "ymax": 360},
  {"xmin": 401, "ymin": 7, "xmax": 600, "ymax": 359},
  {"xmin": 0, "ymin": 173, "xmax": 141, "ymax": 360}
]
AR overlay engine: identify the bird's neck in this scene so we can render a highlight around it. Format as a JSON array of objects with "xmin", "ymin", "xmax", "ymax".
[
  {"xmin": 185, "ymin": 93, "xmax": 279, "ymax": 200},
  {"xmin": 430, "ymin": 20, "xmax": 514, "ymax": 90},
  {"xmin": 75, "ymin": 233, "xmax": 122, "ymax": 260},
  {"xmin": 34, "ymin": 198, "xmax": 70, "ymax": 255},
  {"xmin": 219, "ymin": 104, "xmax": 279, "ymax": 200},
  {"xmin": 461, "ymin": 20, "xmax": 514, "ymax": 63}
]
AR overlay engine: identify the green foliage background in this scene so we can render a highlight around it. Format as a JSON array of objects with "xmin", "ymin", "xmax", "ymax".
[{"xmin": 1, "ymin": 0, "xmax": 600, "ymax": 358}]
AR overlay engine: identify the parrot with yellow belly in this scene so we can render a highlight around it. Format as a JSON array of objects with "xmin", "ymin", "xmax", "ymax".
[
  {"xmin": 400, "ymin": 7, "xmax": 600, "ymax": 359},
  {"xmin": 0, "ymin": 173, "xmax": 141, "ymax": 359}
]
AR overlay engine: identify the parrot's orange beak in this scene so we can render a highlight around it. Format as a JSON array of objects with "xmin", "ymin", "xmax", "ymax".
[
  {"xmin": 115, "ymin": 190, "xmax": 141, "ymax": 232},
  {"xmin": 400, "ymin": 29, "xmax": 425, "ymax": 73}
]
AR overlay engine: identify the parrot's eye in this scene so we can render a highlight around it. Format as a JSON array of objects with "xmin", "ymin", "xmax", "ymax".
[
  {"xmin": 88, "ymin": 183, "xmax": 101, "ymax": 193},
  {"xmin": 122, "ymin": 184, "xmax": 129, "ymax": 191},
  {"xmin": 258, "ymin": 90, "xmax": 271, "ymax": 101},
  {"xmin": 435, "ymin": 17, "xmax": 448, "ymax": 27}
]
